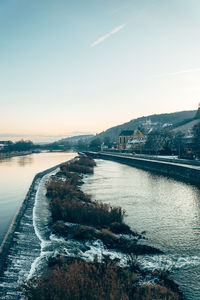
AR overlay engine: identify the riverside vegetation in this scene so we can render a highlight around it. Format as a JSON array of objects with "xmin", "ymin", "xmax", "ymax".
[{"xmin": 22, "ymin": 155, "xmax": 183, "ymax": 300}]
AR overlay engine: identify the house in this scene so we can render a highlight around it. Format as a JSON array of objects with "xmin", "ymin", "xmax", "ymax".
[
  {"xmin": 117, "ymin": 130, "xmax": 134, "ymax": 150},
  {"xmin": 126, "ymin": 129, "xmax": 146, "ymax": 150},
  {"xmin": 117, "ymin": 129, "xmax": 145, "ymax": 150}
]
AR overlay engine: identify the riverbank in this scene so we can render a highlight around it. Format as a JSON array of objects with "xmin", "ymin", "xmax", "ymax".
[
  {"xmin": 21, "ymin": 155, "xmax": 183, "ymax": 300},
  {"xmin": 0, "ymin": 151, "xmax": 32, "ymax": 161}
]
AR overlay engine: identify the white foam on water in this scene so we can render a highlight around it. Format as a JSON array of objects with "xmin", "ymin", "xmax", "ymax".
[
  {"xmin": 28, "ymin": 251, "xmax": 53, "ymax": 279},
  {"xmin": 30, "ymin": 169, "xmax": 59, "ymax": 278},
  {"xmin": 138, "ymin": 254, "xmax": 200, "ymax": 272},
  {"xmin": 81, "ymin": 239, "xmax": 128, "ymax": 266}
]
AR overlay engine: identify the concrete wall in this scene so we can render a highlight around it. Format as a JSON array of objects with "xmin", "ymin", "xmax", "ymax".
[{"xmin": 86, "ymin": 152, "xmax": 200, "ymax": 187}]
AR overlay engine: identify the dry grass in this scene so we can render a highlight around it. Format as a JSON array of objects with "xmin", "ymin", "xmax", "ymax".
[
  {"xmin": 23, "ymin": 259, "xmax": 181, "ymax": 300},
  {"xmin": 46, "ymin": 180, "xmax": 91, "ymax": 203},
  {"xmin": 60, "ymin": 168, "xmax": 83, "ymax": 185},
  {"xmin": 109, "ymin": 222, "xmax": 133, "ymax": 234},
  {"xmin": 133, "ymin": 284, "xmax": 180, "ymax": 300},
  {"xmin": 67, "ymin": 163, "xmax": 94, "ymax": 174},
  {"xmin": 47, "ymin": 157, "xmax": 125, "ymax": 227},
  {"xmin": 50, "ymin": 196, "xmax": 124, "ymax": 227},
  {"xmin": 23, "ymin": 259, "xmax": 130, "ymax": 300},
  {"xmin": 59, "ymin": 156, "xmax": 96, "ymax": 175},
  {"xmin": 51, "ymin": 222, "xmax": 69, "ymax": 237},
  {"xmin": 72, "ymin": 225, "xmax": 96, "ymax": 240},
  {"xmin": 76, "ymin": 156, "xmax": 96, "ymax": 167}
]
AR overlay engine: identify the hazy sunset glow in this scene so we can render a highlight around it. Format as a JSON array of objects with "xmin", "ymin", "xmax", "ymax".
[{"xmin": 1, "ymin": 0, "xmax": 200, "ymax": 140}]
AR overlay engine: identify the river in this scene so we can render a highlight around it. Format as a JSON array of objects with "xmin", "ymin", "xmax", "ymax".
[
  {"xmin": 82, "ymin": 159, "xmax": 200, "ymax": 300},
  {"xmin": 0, "ymin": 154, "xmax": 200, "ymax": 299},
  {"xmin": 0, "ymin": 152, "xmax": 76, "ymax": 245}
]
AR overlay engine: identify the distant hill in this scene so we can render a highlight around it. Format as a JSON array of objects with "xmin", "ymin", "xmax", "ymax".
[
  {"xmin": 96, "ymin": 110, "xmax": 196, "ymax": 141},
  {"xmin": 51, "ymin": 110, "xmax": 197, "ymax": 146},
  {"xmin": 57, "ymin": 134, "xmax": 95, "ymax": 145},
  {"xmin": 172, "ymin": 118, "xmax": 200, "ymax": 133},
  {"xmin": 172, "ymin": 107, "xmax": 200, "ymax": 133}
]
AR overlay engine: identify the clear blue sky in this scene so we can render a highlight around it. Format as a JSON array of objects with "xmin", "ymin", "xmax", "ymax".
[{"xmin": 1, "ymin": 0, "xmax": 200, "ymax": 140}]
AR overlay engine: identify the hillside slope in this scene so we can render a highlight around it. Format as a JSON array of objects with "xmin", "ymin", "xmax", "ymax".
[{"xmin": 96, "ymin": 110, "xmax": 196, "ymax": 141}]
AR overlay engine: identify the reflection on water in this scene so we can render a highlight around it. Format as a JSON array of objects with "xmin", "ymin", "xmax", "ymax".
[
  {"xmin": 0, "ymin": 155, "xmax": 34, "ymax": 167},
  {"xmin": 82, "ymin": 159, "xmax": 200, "ymax": 300},
  {"xmin": 0, "ymin": 152, "xmax": 76, "ymax": 245},
  {"xmin": 17, "ymin": 155, "xmax": 34, "ymax": 167},
  {"xmin": 0, "ymin": 157, "xmax": 14, "ymax": 166}
]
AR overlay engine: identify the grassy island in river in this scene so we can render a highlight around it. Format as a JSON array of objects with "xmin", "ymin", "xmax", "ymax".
[{"xmin": 22, "ymin": 155, "xmax": 183, "ymax": 300}]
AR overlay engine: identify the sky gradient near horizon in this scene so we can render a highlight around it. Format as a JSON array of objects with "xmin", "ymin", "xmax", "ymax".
[{"xmin": 1, "ymin": 0, "xmax": 200, "ymax": 141}]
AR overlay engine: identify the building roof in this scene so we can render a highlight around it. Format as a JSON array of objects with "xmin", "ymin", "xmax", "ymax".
[
  {"xmin": 119, "ymin": 130, "xmax": 134, "ymax": 136},
  {"xmin": 133, "ymin": 129, "xmax": 145, "ymax": 139}
]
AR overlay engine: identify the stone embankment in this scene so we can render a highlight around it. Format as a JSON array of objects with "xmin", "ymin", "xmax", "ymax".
[
  {"xmin": 0, "ymin": 162, "xmax": 72, "ymax": 300},
  {"xmin": 85, "ymin": 152, "xmax": 200, "ymax": 186}
]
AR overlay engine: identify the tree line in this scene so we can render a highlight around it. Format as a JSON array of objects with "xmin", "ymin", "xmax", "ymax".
[{"xmin": 0, "ymin": 140, "xmax": 35, "ymax": 153}]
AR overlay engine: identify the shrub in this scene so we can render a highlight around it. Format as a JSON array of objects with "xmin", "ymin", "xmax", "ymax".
[
  {"xmin": 109, "ymin": 222, "xmax": 133, "ymax": 234},
  {"xmin": 59, "ymin": 156, "xmax": 96, "ymax": 175},
  {"xmin": 72, "ymin": 225, "xmax": 96, "ymax": 240},
  {"xmin": 47, "ymin": 175, "xmax": 125, "ymax": 226},
  {"xmin": 50, "ymin": 197, "xmax": 63, "ymax": 220},
  {"xmin": 67, "ymin": 163, "xmax": 93, "ymax": 174},
  {"xmin": 23, "ymin": 259, "xmax": 181, "ymax": 300},
  {"xmin": 49, "ymin": 193, "xmax": 124, "ymax": 227},
  {"xmin": 76, "ymin": 156, "xmax": 96, "ymax": 167},
  {"xmin": 59, "ymin": 167, "xmax": 83, "ymax": 185},
  {"xmin": 46, "ymin": 180, "xmax": 91, "ymax": 203},
  {"xmin": 52, "ymin": 222, "xmax": 70, "ymax": 237},
  {"xmin": 65, "ymin": 172, "xmax": 83, "ymax": 186},
  {"xmin": 101, "ymin": 228, "xmax": 118, "ymax": 239},
  {"xmin": 23, "ymin": 259, "xmax": 130, "ymax": 300},
  {"xmin": 46, "ymin": 180, "xmax": 74, "ymax": 199},
  {"xmin": 133, "ymin": 284, "xmax": 180, "ymax": 300},
  {"xmin": 51, "ymin": 198, "xmax": 125, "ymax": 227},
  {"xmin": 97, "ymin": 229, "xmax": 119, "ymax": 248}
]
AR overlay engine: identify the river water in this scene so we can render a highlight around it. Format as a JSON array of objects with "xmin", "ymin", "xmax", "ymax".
[
  {"xmin": 0, "ymin": 152, "xmax": 76, "ymax": 245},
  {"xmin": 0, "ymin": 154, "xmax": 200, "ymax": 299},
  {"xmin": 82, "ymin": 159, "xmax": 200, "ymax": 300}
]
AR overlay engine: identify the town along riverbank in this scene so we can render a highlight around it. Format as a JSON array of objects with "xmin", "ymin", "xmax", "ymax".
[{"xmin": 22, "ymin": 155, "xmax": 183, "ymax": 300}]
